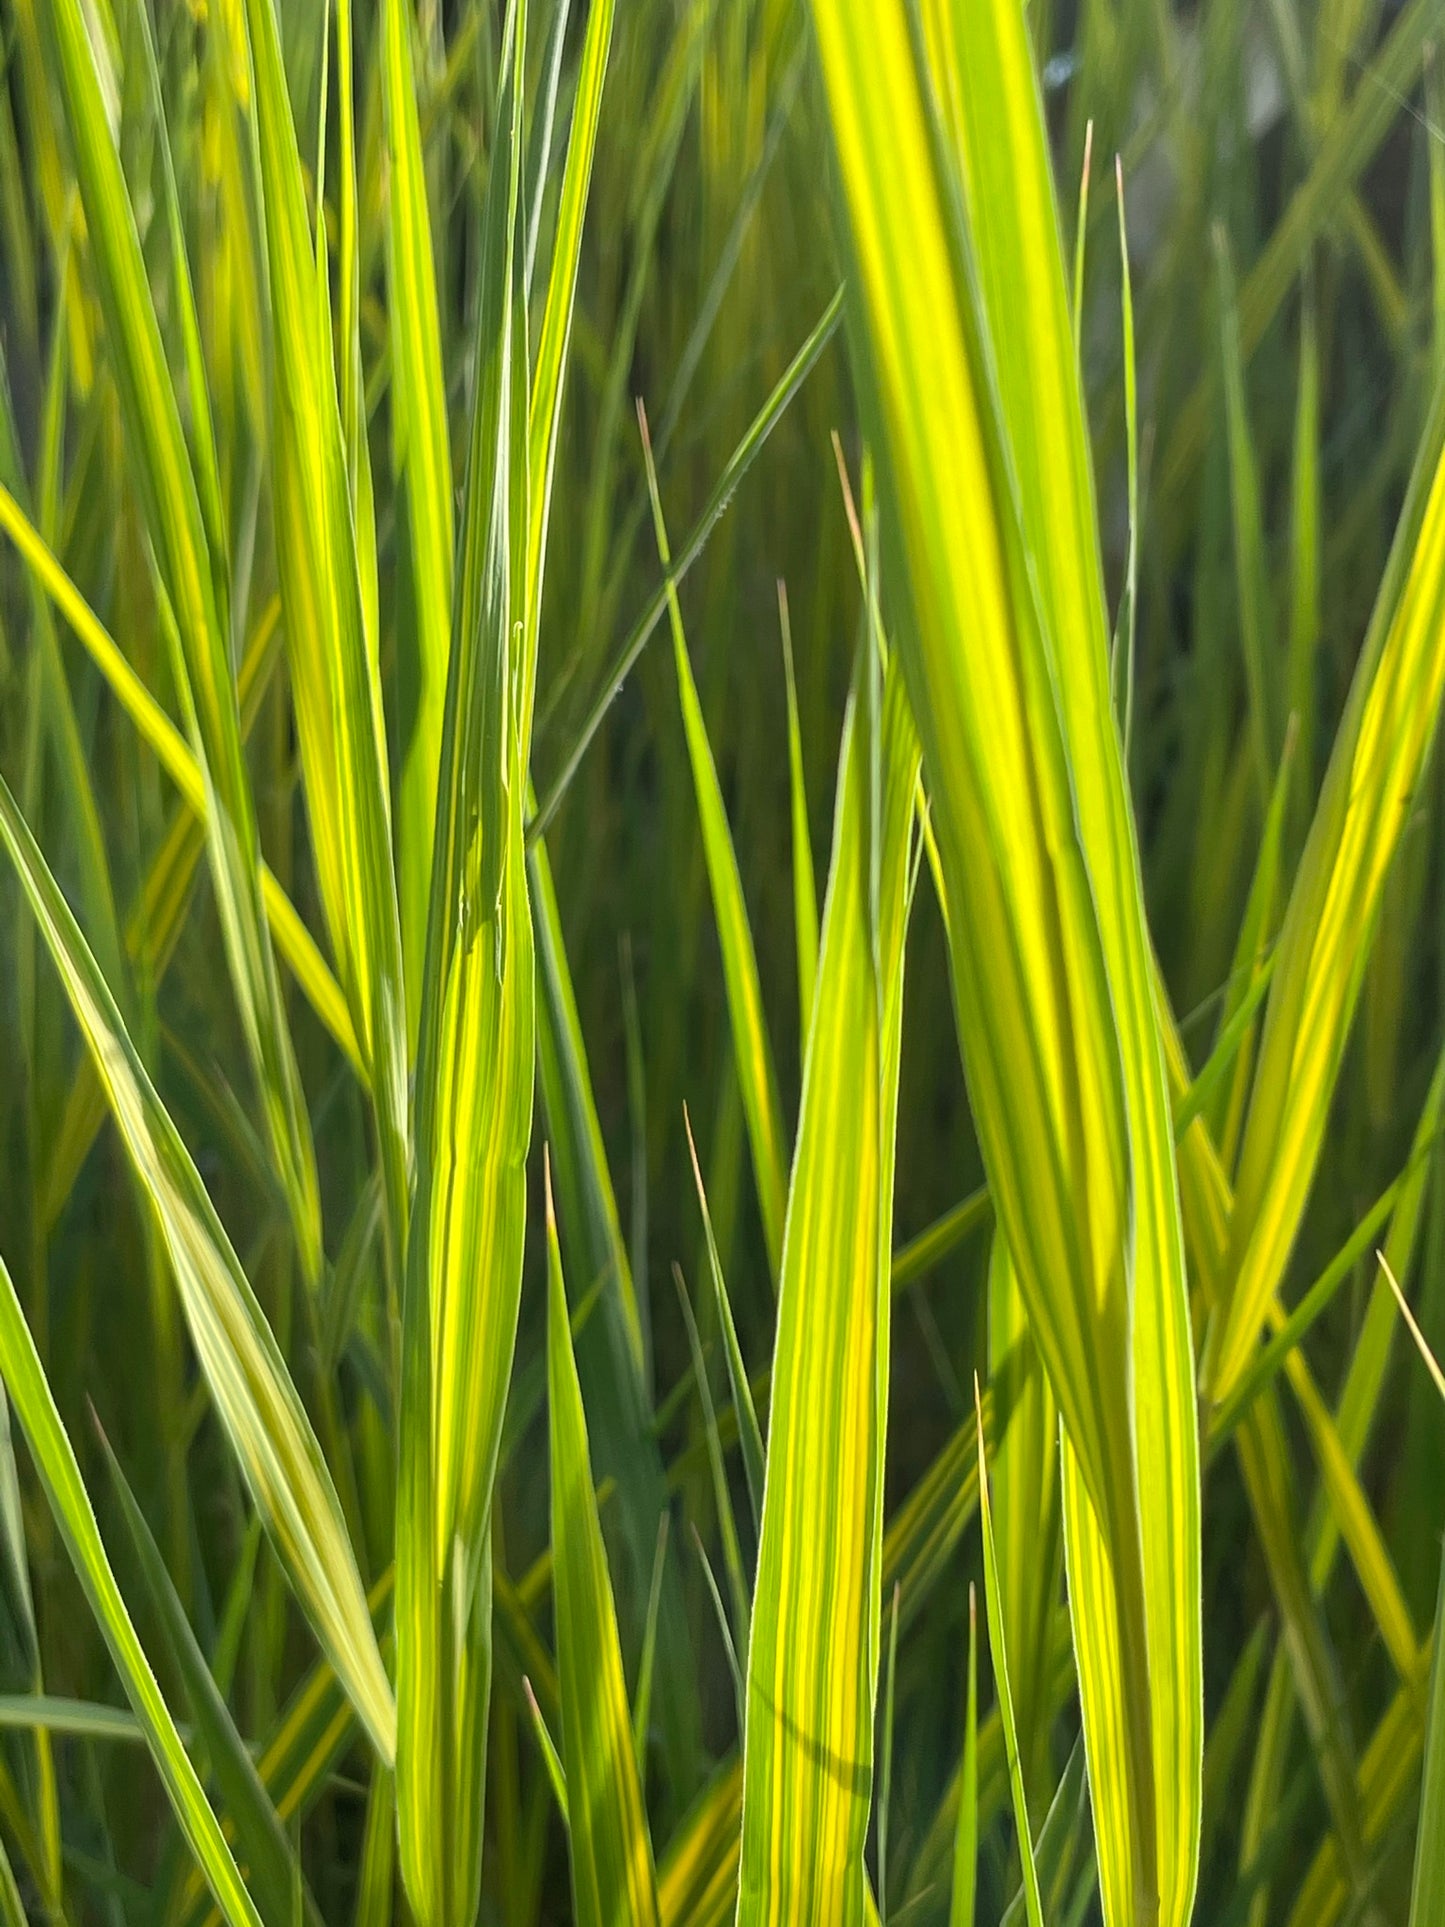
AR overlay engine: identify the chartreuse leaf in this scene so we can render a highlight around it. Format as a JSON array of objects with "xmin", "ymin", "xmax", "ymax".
[
  {"xmin": 949, "ymin": 1586, "xmax": 978, "ymax": 1927},
  {"xmin": 524, "ymin": 0, "xmax": 617, "ymax": 719},
  {"xmin": 239, "ymin": 0, "xmax": 409, "ymax": 1257},
  {"xmin": 546, "ymin": 1167, "xmax": 661, "ymax": 1927},
  {"xmin": 0, "ymin": 772, "xmax": 394, "ymax": 1766},
  {"xmin": 684, "ymin": 1107, "xmax": 764, "ymax": 1533},
  {"xmin": 0, "ymin": 487, "xmax": 358, "ymax": 1077},
  {"xmin": 987, "ymin": 1235, "xmax": 1060, "ymax": 1814},
  {"xmin": 0, "ymin": 1250, "xmax": 260, "ymax": 1927},
  {"xmin": 394, "ymin": 7, "xmax": 534, "ymax": 1920},
  {"xmin": 523, "ymin": 0, "xmax": 695, "ymax": 1798},
  {"xmin": 39, "ymin": 0, "xmax": 322, "ymax": 1286},
  {"xmin": 777, "ymin": 583, "xmax": 819, "ymax": 1046},
  {"xmin": 1408, "ymin": 1549, "xmax": 1445, "ymax": 1926},
  {"xmin": 98, "ymin": 1435, "xmax": 304, "ymax": 1927},
  {"xmin": 736, "ymin": 648, "xmax": 920, "ymax": 1923},
  {"xmin": 381, "ymin": 0, "xmax": 454, "ymax": 1029},
  {"xmin": 641, "ymin": 404, "xmax": 788, "ymax": 1278},
  {"xmin": 976, "ymin": 1385, "xmax": 1044, "ymax": 1927},
  {"xmin": 808, "ymin": 5, "xmax": 1201, "ymax": 1925},
  {"xmin": 1207, "ymin": 373, "xmax": 1445, "ymax": 1407}
]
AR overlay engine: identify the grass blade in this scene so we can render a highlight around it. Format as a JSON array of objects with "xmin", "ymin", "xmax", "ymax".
[
  {"xmin": 546, "ymin": 1165, "xmax": 662, "ymax": 1927},
  {"xmin": 975, "ymin": 1382, "xmax": 1044, "ymax": 1927},
  {"xmin": 99, "ymin": 1435, "xmax": 303, "ymax": 1927},
  {"xmin": 240, "ymin": 0, "xmax": 410, "ymax": 1260},
  {"xmin": 381, "ymin": 0, "xmax": 454, "ymax": 1028},
  {"xmin": 1408, "ymin": 1550, "xmax": 1445, "ymax": 1926},
  {"xmin": 808, "ymin": 5, "xmax": 1203, "ymax": 1920},
  {"xmin": 1207, "ymin": 378, "xmax": 1445, "ymax": 1406},
  {"xmin": 41, "ymin": 0, "xmax": 322, "ymax": 1284},
  {"xmin": 642, "ymin": 404, "xmax": 787, "ymax": 1276},
  {"xmin": 949, "ymin": 1586, "xmax": 978, "ymax": 1927},
  {"xmin": 0, "ymin": 771, "xmax": 394, "ymax": 1763},
  {"xmin": 737, "ymin": 651, "xmax": 920, "ymax": 1922},
  {"xmin": 0, "ymin": 1251, "xmax": 261, "ymax": 1927},
  {"xmin": 394, "ymin": 11, "xmax": 534, "ymax": 1917}
]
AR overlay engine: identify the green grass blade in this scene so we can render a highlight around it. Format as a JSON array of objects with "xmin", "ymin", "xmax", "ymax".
[
  {"xmin": 395, "ymin": 11, "xmax": 534, "ymax": 1917},
  {"xmin": 670, "ymin": 1264, "xmax": 749, "ymax": 1663},
  {"xmin": 40, "ymin": 0, "xmax": 322, "ymax": 1285},
  {"xmin": 778, "ymin": 581, "xmax": 819, "ymax": 1047},
  {"xmin": 1216, "ymin": 225, "xmax": 1276, "ymax": 813},
  {"xmin": 546, "ymin": 1167, "xmax": 662, "ymax": 1927},
  {"xmin": 1111, "ymin": 158, "xmax": 1137, "ymax": 756},
  {"xmin": 532, "ymin": 821, "xmax": 702, "ymax": 1796},
  {"xmin": 1286, "ymin": 286, "xmax": 1320, "ymax": 838},
  {"xmin": 737, "ymin": 652, "xmax": 920, "ymax": 1923},
  {"xmin": 642, "ymin": 405, "xmax": 787, "ymax": 1276},
  {"xmin": 99, "ymin": 1437, "xmax": 303, "ymax": 1927},
  {"xmin": 528, "ymin": 290, "xmax": 841, "ymax": 844},
  {"xmin": 975, "ymin": 1384, "xmax": 1044, "ymax": 1927},
  {"xmin": 684, "ymin": 1107, "xmax": 764, "ymax": 1534},
  {"xmin": 0, "ymin": 488, "xmax": 361, "ymax": 1077},
  {"xmin": 381, "ymin": 0, "xmax": 454, "ymax": 1029},
  {"xmin": 0, "ymin": 771, "xmax": 394, "ymax": 1764},
  {"xmin": 1208, "ymin": 378, "xmax": 1445, "ymax": 1407},
  {"xmin": 0, "ymin": 1251, "xmax": 261, "ymax": 1927},
  {"xmin": 949, "ymin": 1587, "xmax": 978, "ymax": 1927},
  {"xmin": 987, "ymin": 1235, "xmax": 1060, "ymax": 1813},
  {"xmin": 809, "ymin": 5, "xmax": 1202, "ymax": 1921},
  {"xmin": 239, "ymin": 0, "xmax": 409, "ymax": 1260},
  {"xmin": 524, "ymin": 0, "xmax": 616, "ymax": 735},
  {"xmin": 1408, "ymin": 1551, "xmax": 1445, "ymax": 1926}
]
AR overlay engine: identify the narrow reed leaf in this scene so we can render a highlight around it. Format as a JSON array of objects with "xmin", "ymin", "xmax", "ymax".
[
  {"xmin": 1378, "ymin": 1252, "xmax": 1445, "ymax": 1401},
  {"xmin": 41, "ymin": 0, "xmax": 322, "ymax": 1284},
  {"xmin": 0, "ymin": 1251, "xmax": 261, "ymax": 1927},
  {"xmin": 524, "ymin": 1676, "xmax": 570, "ymax": 1825},
  {"xmin": 239, "ymin": 0, "xmax": 410, "ymax": 1254},
  {"xmin": 395, "ymin": 12, "xmax": 535, "ymax": 1916},
  {"xmin": 1111, "ymin": 157, "xmax": 1137, "ymax": 754},
  {"xmin": 670, "ymin": 1263, "xmax": 749, "ymax": 1662},
  {"xmin": 641, "ymin": 404, "xmax": 788, "ymax": 1275},
  {"xmin": 987, "ymin": 1236, "xmax": 1060, "ymax": 1813},
  {"xmin": 1209, "ymin": 375, "xmax": 1445, "ymax": 1406},
  {"xmin": 808, "ymin": 5, "xmax": 1202, "ymax": 1920},
  {"xmin": 1407, "ymin": 1550, "xmax": 1445, "ymax": 1925},
  {"xmin": 1216, "ymin": 225, "xmax": 1275, "ymax": 811},
  {"xmin": 381, "ymin": 0, "xmax": 455, "ymax": 1025},
  {"xmin": 684, "ymin": 1107, "xmax": 764, "ymax": 1534},
  {"xmin": 975, "ymin": 1381, "xmax": 1044, "ymax": 1927},
  {"xmin": 99, "ymin": 1434, "xmax": 304, "ymax": 1927},
  {"xmin": 547, "ymin": 1166, "xmax": 662, "ymax": 1926},
  {"xmin": 632, "ymin": 1513, "xmax": 671, "ymax": 1774},
  {"xmin": 0, "ymin": 491, "xmax": 360, "ymax": 1070},
  {"xmin": 737, "ymin": 652, "xmax": 919, "ymax": 1923},
  {"xmin": 949, "ymin": 1587, "xmax": 978, "ymax": 1927},
  {"xmin": 778, "ymin": 581, "xmax": 819, "ymax": 1045},
  {"xmin": 0, "ymin": 773, "xmax": 394, "ymax": 1762},
  {"xmin": 529, "ymin": 290, "xmax": 842, "ymax": 843}
]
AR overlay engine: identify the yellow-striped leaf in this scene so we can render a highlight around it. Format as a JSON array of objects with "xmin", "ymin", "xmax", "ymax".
[
  {"xmin": 0, "ymin": 772, "xmax": 394, "ymax": 1765},
  {"xmin": 807, "ymin": 3, "xmax": 1202, "ymax": 1920},
  {"xmin": 546, "ymin": 1168, "xmax": 661, "ymax": 1927},
  {"xmin": 737, "ymin": 650, "xmax": 919, "ymax": 1923},
  {"xmin": 1208, "ymin": 375, "xmax": 1445, "ymax": 1405},
  {"xmin": 642, "ymin": 405, "xmax": 788, "ymax": 1276},
  {"xmin": 0, "ymin": 1250, "xmax": 261, "ymax": 1927},
  {"xmin": 40, "ymin": 0, "xmax": 322, "ymax": 1284},
  {"xmin": 239, "ymin": 0, "xmax": 410, "ymax": 1256},
  {"xmin": 381, "ymin": 0, "xmax": 454, "ymax": 1030},
  {"xmin": 394, "ymin": 8, "xmax": 535, "ymax": 1919}
]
